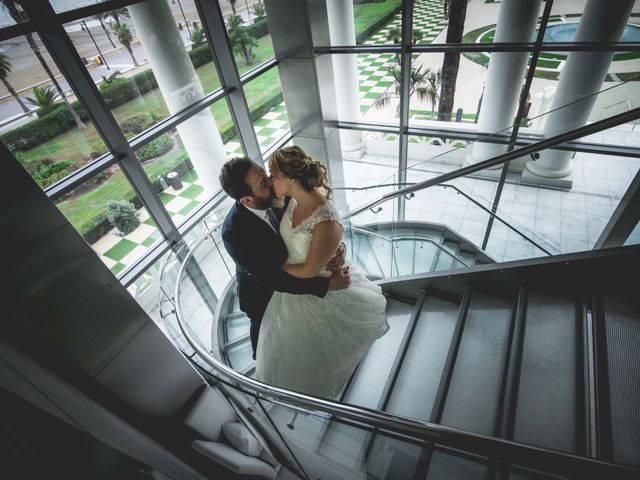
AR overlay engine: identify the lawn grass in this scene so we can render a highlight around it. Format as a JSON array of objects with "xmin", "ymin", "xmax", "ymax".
[{"xmin": 353, "ymin": 0, "xmax": 402, "ymax": 40}]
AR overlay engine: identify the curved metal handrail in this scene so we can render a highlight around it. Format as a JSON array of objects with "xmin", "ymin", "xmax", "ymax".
[
  {"xmin": 341, "ymin": 181, "xmax": 557, "ymax": 255},
  {"xmin": 349, "ymin": 226, "xmax": 471, "ymax": 267},
  {"xmin": 173, "ymin": 221, "xmax": 640, "ymax": 480}
]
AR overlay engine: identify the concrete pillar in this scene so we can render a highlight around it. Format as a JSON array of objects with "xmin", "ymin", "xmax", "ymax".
[
  {"xmin": 525, "ymin": 0, "xmax": 634, "ymax": 179},
  {"xmin": 469, "ymin": 0, "xmax": 542, "ymax": 166},
  {"xmin": 128, "ymin": 0, "xmax": 226, "ymax": 194},
  {"xmin": 326, "ymin": 0, "xmax": 364, "ymax": 159}
]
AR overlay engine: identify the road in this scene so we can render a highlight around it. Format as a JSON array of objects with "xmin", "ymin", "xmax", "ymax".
[{"xmin": 0, "ymin": 0, "xmax": 261, "ymax": 126}]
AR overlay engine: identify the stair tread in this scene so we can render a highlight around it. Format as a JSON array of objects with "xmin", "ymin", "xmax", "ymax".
[
  {"xmin": 344, "ymin": 298, "xmax": 415, "ymax": 409},
  {"xmin": 386, "ymin": 296, "xmax": 460, "ymax": 421},
  {"xmin": 514, "ymin": 290, "xmax": 578, "ymax": 453}
]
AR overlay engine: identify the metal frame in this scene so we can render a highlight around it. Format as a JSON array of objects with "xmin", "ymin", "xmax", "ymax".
[{"xmin": 3, "ymin": 0, "xmax": 640, "ymax": 293}]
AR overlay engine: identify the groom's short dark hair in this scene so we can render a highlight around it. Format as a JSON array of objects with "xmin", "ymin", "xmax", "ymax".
[{"xmin": 219, "ymin": 157, "xmax": 255, "ymax": 200}]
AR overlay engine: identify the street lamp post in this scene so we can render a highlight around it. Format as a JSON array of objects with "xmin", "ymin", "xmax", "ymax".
[
  {"xmin": 82, "ymin": 20, "xmax": 110, "ymax": 70},
  {"xmin": 176, "ymin": 0, "xmax": 192, "ymax": 35}
]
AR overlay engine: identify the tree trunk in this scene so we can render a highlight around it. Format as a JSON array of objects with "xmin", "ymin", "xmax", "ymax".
[
  {"xmin": 126, "ymin": 45, "xmax": 139, "ymax": 66},
  {"xmin": 437, "ymin": 0, "xmax": 467, "ymax": 121},
  {"xmin": 1, "ymin": 75, "xmax": 30, "ymax": 113},
  {"xmin": 25, "ymin": 32, "xmax": 85, "ymax": 128},
  {"xmin": 100, "ymin": 19, "xmax": 117, "ymax": 49},
  {"xmin": 475, "ymin": 88, "xmax": 483, "ymax": 124}
]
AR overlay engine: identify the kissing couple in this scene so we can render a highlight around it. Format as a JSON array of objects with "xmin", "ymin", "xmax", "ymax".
[{"xmin": 220, "ymin": 146, "xmax": 389, "ymax": 399}]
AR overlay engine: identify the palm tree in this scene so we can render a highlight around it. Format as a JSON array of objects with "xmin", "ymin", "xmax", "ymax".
[
  {"xmin": 437, "ymin": 0, "xmax": 468, "ymax": 121},
  {"xmin": 374, "ymin": 65, "xmax": 432, "ymax": 116},
  {"xmin": 2, "ymin": 0, "xmax": 85, "ymax": 128},
  {"xmin": 385, "ymin": 27, "xmax": 424, "ymax": 63},
  {"xmin": 385, "ymin": 27, "xmax": 424, "ymax": 45},
  {"xmin": 92, "ymin": 12, "xmax": 116, "ymax": 49},
  {"xmin": 0, "ymin": 51, "xmax": 30, "ymax": 113},
  {"xmin": 227, "ymin": 15, "xmax": 257, "ymax": 65},
  {"xmin": 426, "ymin": 69, "xmax": 441, "ymax": 119},
  {"xmin": 443, "ymin": 0, "xmax": 451, "ymax": 20},
  {"xmin": 251, "ymin": 2, "xmax": 266, "ymax": 19},
  {"xmin": 111, "ymin": 20, "xmax": 139, "ymax": 67},
  {"xmin": 25, "ymin": 85, "xmax": 59, "ymax": 117},
  {"xmin": 190, "ymin": 26, "xmax": 206, "ymax": 50}
]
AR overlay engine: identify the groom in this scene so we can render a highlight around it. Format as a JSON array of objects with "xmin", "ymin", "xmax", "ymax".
[{"xmin": 219, "ymin": 157, "xmax": 351, "ymax": 359}]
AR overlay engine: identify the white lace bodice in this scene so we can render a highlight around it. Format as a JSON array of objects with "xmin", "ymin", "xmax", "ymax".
[{"xmin": 279, "ymin": 198, "xmax": 342, "ymax": 276}]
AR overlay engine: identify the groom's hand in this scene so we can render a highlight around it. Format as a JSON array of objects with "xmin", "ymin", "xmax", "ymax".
[
  {"xmin": 326, "ymin": 242, "xmax": 346, "ymax": 273},
  {"xmin": 328, "ymin": 267, "xmax": 351, "ymax": 291}
]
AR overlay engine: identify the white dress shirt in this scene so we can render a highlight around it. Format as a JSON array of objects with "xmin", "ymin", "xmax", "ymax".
[{"xmin": 243, "ymin": 204, "xmax": 278, "ymax": 234}]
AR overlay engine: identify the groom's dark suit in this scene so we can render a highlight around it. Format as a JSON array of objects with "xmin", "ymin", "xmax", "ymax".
[{"xmin": 222, "ymin": 200, "xmax": 329, "ymax": 356}]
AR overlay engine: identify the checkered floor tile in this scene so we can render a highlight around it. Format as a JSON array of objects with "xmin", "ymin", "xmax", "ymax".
[
  {"xmin": 359, "ymin": 0, "xmax": 449, "ymax": 116},
  {"xmin": 223, "ymin": 104, "xmax": 291, "ymax": 157},
  {"xmin": 94, "ymin": 171, "xmax": 210, "ymax": 274}
]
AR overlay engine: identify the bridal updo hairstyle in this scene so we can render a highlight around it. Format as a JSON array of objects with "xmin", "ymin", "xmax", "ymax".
[{"xmin": 268, "ymin": 146, "xmax": 333, "ymax": 199}]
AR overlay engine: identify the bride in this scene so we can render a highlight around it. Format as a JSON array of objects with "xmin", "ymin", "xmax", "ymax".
[{"xmin": 255, "ymin": 146, "xmax": 389, "ymax": 398}]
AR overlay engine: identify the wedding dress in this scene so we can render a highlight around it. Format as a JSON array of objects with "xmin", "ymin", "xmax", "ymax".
[{"xmin": 255, "ymin": 199, "xmax": 389, "ymax": 398}]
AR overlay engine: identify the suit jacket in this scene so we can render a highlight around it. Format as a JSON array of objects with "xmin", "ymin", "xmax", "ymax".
[{"xmin": 221, "ymin": 200, "xmax": 329, "ymax": 322}]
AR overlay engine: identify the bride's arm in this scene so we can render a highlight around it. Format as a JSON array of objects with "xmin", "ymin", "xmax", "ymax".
[{"xmin": 283, "ymin": 220, "xmax": 343, "ymax": 278}]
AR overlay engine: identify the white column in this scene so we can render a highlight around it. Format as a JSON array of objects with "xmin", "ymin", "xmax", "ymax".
[
  {"xmin": 128, "ymin": 0, "xmax": 226, "ymax": 194},
  {"xmin": 525, "ymin": 0, "xmax": 635, "ymax": 178},
  {"xmin": 326, "ymin": 0, "xmax": 364, "ymax": 159},
  {"xmin": 469, "ymin": 0, "xmax": 542, "ymax": 166}
]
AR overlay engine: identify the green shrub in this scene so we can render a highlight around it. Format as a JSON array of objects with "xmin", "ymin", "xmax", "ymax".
[
  {"xmin": 137, "ymin": 133, "xmax": 173, "ymax": 161},
  {"xmin": 29, "ymin": 159, "xmax": 73, "ymax": 188},
  {"xmin": 0, "ymin": 104, "xmax": 88, "ymax": 152},
  {"xmin": 189, "ymin": 44, "xmax": 213, "ymax": 68},
  {"xmin": 90, "ymin": 137, "xmax": 109, "ymax": 159},
  {"xmin": 106, "ymin": 200, "xmax": 140, "ymax": 236},
  {"xmin": 121, "ymin": 114, "xmax": 155, "ymax": 134},
  {"xmin": 246, "ymin": 17, "xmax": 269, "ymax": 38}
]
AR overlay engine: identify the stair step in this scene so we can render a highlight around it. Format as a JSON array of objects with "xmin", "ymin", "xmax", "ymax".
[
  {"xmin": 440, "ymin": 292, "xmax": 512, "ymax": 435},
  {"xmin": 514, "ymin": 290, "xmax": 579, "ymax": 453},
  {"xmin": 458, "ymin": 250, "xmax": 476, "ymax": 266},
  {"xmin": 226, "ymin": 336, "xmax": 253, "ymax": 372},
  {"xmin": 344, "ymin": 298, "xmax": 414, "ymax": 409},
  {"xmin": 225, "ymin": 311, "xmax": 250, "ymax": 342},
  {"xmin": 433, "ymin": 241, "xmax": 460, "ymax": 272},
  {"xmin": 386, "ymin": 296, "xmax": 460, "ymax": 420},
  {"xmin": 602, "ymin": 293, "xmax": 640, "ymax": 466}
]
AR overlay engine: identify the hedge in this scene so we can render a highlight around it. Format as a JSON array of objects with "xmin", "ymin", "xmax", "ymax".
[
  {"xmin": 355, "ymin": 3, "xmax": 403, "ymax": 44},
  {"xmin": 247, "ymin": 17, "xmax": 269, "ymax": 38}
]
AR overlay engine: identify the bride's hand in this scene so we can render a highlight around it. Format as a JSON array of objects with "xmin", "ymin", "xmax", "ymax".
[{"xmin": 325, "ymin": 242, "xmax": 346, "ymax": 272}]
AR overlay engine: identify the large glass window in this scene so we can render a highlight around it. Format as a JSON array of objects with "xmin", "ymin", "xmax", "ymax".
[
  {"xmin": 0, "ymin": 36, "xmax": 108, "ymax": 189},
  {"xmin": 62, "ymin": 2, "xmax": 222, "ymax": 134},
  {"xmin": 54, "ymin": 169, "xmax": 161, "ymax": 275},
  {"xmin": 219, "ymin": 0, "xmax": 274, "ymax": 74},
  {"xmin": 243, "ymin": 66, "xmax": 290, "ymax": 154}
]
